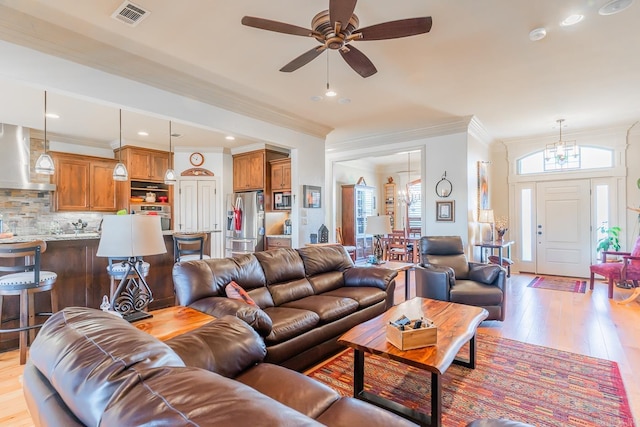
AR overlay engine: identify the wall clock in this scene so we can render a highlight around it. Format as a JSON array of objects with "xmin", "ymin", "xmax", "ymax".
[{"xmin": 189, "ymin": 152, "xmax": 204, "ymax": 167}]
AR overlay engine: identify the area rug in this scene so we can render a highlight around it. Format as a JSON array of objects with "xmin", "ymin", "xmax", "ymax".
[
  {"xmin": 307, "ymin": 334, "xmax": 635, "ymax": 427},
  {"xmin": 527, "ymin": 276, "xmax": 587, "ymax": 293}
]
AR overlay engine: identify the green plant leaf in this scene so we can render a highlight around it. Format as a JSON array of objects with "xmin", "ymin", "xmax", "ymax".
[{"xmin": 637, "ymin": 177, "xmax": 640, "ymax": 190}]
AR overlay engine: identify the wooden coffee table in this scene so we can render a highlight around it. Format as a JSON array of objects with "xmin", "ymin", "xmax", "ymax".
[
  {"xmin": 134, "ymin": 306, "xmax": 215, "ymax": 340},
  {"xmin": 338, "ymin": 297, "xmax": 488, "ymax": 427}
]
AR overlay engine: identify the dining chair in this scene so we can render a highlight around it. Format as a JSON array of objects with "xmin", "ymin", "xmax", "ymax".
[
  {"xmin": 0, "ymin": 240, "xmax": 58, "ymax": 364},
  {"xmin": 386, "ymin": 230, "xmax": 410, "ymax": 262}
]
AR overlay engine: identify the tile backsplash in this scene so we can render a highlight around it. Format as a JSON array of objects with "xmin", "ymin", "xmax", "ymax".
[{"xmin": 0, "ymin": 189, "xmax": 103, "ymax": 235}]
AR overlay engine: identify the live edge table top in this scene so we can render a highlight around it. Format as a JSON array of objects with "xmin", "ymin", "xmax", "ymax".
[
  {"xmin": 338, "ymin": 298, "xmax": 488, "ymax": 375},
  {"xmin": 134, "ymin": 306, "xmax": 215, "ymax": 341}
]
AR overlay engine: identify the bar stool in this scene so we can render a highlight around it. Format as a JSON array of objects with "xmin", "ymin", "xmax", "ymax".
[
  {"xmin": 173, "ymin": 233, "xmax": 211, "ymax": 262},
  {"xmin": 0, "ymin": 240, "xmax": 57, "ymax": 365}
]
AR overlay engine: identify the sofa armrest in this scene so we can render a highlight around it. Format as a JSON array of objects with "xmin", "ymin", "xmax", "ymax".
[
  {"xmin": 189, "ymin": 297, "xmax": 273, "ymax": 337},
  {"xmin": 415, "ymin": 264, "xmax": 453, "ymax": 301},
  {"xmin": 166, "ymin": 315, "xmax": 266, "ymax": 378},
  {"xmin": 343, "ymin": 267, "xmax": 398, "ymax": 291}
]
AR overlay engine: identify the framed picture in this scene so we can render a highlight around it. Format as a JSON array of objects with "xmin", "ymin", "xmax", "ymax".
[
  {"xmin": 477, "ymin": 161, "xmax": 489, "ymax": 212},
  {"xmin": 436, "ymin": 201, "xmax": 455, "ymax": 222},
  {"xmin": 303, "ymin": 185, "xmax": 321, "ymax": 208}
]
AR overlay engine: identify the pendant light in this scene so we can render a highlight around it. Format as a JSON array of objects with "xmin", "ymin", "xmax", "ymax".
[
  {"xmin": 163, "ymin": 121, "xmax": 176, "ymax": 185},
  {"xmin": 113, "ymin": 109, "xmax": 128, "ymax": 181},
  {"xmin": 35, "ymin": 91, "xmax": 55, "ymax": 175}
]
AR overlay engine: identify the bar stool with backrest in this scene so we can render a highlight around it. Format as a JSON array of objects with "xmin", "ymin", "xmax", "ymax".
[
  {"xmin": 173, "ymin": 233, "xmax": 211, "ymax": 262},
  {"xmin": 0, "ymin": 240, "xmax": 57, "ymax": 364}
]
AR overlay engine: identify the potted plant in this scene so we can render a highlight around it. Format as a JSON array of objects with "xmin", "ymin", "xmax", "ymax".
[{"xmin": 596, "ymin": 223, "xmax": 621, "ymax": 255}]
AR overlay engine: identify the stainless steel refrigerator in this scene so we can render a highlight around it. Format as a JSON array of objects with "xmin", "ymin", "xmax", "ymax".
[{"xmin": 225, "ymin": 191, "xmax": 265, "ymax": 257}]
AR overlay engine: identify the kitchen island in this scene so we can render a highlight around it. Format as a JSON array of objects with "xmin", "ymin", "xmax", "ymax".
[{"xmin": 0, "ymin": 231, "xmax": 211, "ymax": 352}]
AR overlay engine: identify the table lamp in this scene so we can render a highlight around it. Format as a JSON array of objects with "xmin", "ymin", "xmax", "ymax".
[
  {"xmin": 478, "ymin": 209, "xmax": 495, "ymax": 242},
  {"xmin": 97, "ymin": 215, "xmax": 166, "ymax": 322},
  {"xmin": 365, "ymin": 215, "xmax": 392, "ymax": 264}
]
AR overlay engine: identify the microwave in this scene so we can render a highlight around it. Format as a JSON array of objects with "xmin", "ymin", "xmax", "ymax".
[{"xmin": 273, "ymin": 191, "xmax": 292, "ymax": 210}]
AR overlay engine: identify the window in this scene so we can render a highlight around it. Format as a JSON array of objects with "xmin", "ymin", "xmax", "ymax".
[
  {"xmin": 521, "ymin": 188, "xmax": 532, "ymax": 262},
  {"xmin": 518, "ymin": 146, "xmax": 613, "ymax": 175}
]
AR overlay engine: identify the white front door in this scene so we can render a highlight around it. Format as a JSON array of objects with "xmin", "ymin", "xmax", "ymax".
[{"xmin": 536, "ymin": 179, "xmax": 591, "ymax": 277}]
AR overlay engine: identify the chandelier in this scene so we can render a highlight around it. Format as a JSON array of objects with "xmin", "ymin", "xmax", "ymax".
[
  {"xmin": 544, "ymin": 119, "xmax": 578, "ymax": 166},
  {"xmin": 398, "ymin": 151, "xmax": 415, "ymax": 206}
]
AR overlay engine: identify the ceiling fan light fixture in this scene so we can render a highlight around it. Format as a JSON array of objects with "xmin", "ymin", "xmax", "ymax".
[
  {"xmin": 560, "ymin": 14, "xmax": 584, "ymax": 26},
  {"xmin": 599, "ymin": 0, "xmax": 634, "ymax": 15},
  {"xmin": 529, "ymin": 27, "xmax": 547, "ymax": 41}
]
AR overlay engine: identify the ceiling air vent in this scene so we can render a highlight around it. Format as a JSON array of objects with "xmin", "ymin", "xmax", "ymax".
[{"xmin": 111, "ymin": 1, "xmax": 150, "ymax": 27}]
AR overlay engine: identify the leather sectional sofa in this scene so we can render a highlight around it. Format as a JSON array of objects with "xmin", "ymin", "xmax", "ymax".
[
  {"xmin": 23, "ymin": 307, "xmax": 419, "ymax": 427},
  {"xmin": 172, "ymin": 245, "xmax": 398, "ymax": 371}
]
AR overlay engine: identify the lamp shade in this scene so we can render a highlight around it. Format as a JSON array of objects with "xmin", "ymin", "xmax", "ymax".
[
  {"xmin": 365, "ymin": 215, "xmax": 392, "ymax": 236},
  {"xmin": 478, "ymin": 209, "xmax": 495, "ymax": 224},
  {"xmin": 97, "ymin": 215, "xmax": 166, "ymax": 257}
]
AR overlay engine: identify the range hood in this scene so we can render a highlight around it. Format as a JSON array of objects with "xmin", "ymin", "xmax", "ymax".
[{"xmin": 0, "ymin": 123, "xmax": 56, "ymax": 191}]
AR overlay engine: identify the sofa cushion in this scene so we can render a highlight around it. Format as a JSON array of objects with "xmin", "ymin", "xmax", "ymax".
[
  {"xmin": 308, "ymin": 270, "xmax": 344, "ymax": 294},
  {"xmin": 320, "ymin": 287, "xmax": 387, "ymax": 309},
  {"xmin": 297, "ymin": 245, "xmax": 353, "ymax": 276},
  {"xmin": 166, "ymin": 315, "xmax": 266, "ymax": 378},
  {"xmin": 269, "ymin": 278, "xmax": 316, "ymax": 306},
  {"xmin": 450, "ymin": 279, "xmax": 504, "ymax": 306},
  {"xmin": 255, "ymin": 248, "xmax": 307, "ymax": 284},
  {"xmin": 28, "ymin": 307, "xmax": 185, "ymax": 427},
  {"xmin": 426, "ymin": 254, "xmax": 470, "ymax": 279},
  {"xmin": 226, "ymin": 280, "xmax": 257, "ymax": 306},
  {"xmin": 316, "ymin": 397, "xmax": 420, "ymax": 427},
  {"xmin": 190, "ymin": 296, "xmax": 273, "ymax": 336},
  {"xmin": 236, "ymin": 363, "xmax": 340, "ymax": 419},
  {"xmin": 282, "ymin": 295, "xmax": 359, "ymax": 324},
  {"xmin": 263, "ymin": 307, "xmax": 320, "ymax": 344},
  {"xmin": 101, "ymin": 366, "xmax": 323, "ymax": 427},
  {"xmin": 468, "ymin": 264, "xmax": 500, "ymax": 284}
]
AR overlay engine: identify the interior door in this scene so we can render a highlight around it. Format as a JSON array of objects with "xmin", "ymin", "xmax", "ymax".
[
  {"xmin": 178, "ymin": 179, "xmax": 198, "ymax": 232},
  {"xmin": 536, "ymin": 179, "xmax": 591, "ymax": 277}
]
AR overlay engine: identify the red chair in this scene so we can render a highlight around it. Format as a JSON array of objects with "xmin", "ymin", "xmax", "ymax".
[{"xmin": 589, "ymin": 235, "xmax": 640, "ymax": 299}]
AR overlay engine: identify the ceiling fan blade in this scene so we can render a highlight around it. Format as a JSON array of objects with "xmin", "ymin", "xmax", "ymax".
[
  {"xmin": 339, "ymin": 45, "xmax": 377, "ymax": 78},
  {"xmin": 242, "ymin": 16, "xmax": 313, "ymax": 37},
  {"xmin": 280, "ymin": 47, "xmax": 326, "ymax": 72},
  {"xmin": 357, "ymin": 17, "xmax": 432, "ymax": 41},
  {"xmin": 329, "ymin": 0, "xmax": 357, "ymax": 32}
]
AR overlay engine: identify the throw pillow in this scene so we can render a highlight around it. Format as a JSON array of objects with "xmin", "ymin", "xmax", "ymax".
[
  {"xmin": 468, "ymin": 264, "xmax": 500, "ymax": 284},
  {"xmin": 225, "ymin": 281, "xmax": 257, "ymax": 306}
]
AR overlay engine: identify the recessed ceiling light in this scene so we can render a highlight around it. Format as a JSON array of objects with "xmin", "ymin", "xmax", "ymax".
[
  {"xmin": 45, "ymin": 113, "xmax": 60, "ymax": 119},
  {"xmin": 310, "ymin": 95, "xmax": 323, "ymax": 102},
  {"xmin": 137, "ymin": 131, "xmax": 149, "ymax": 136},
  {"xmin": 561, "ymin": 14, "xmax": 584, "ymax": 26},
  {"xmin": 599, "ymin": 0, "xmax": 634, "ymax": 15},
  {"xmin": 529, "ymin": 27, "xmax": 547, "ymax": 41},
  {"xmin": 338, "ymin": 98, "xmax": 351, "ymax": 105},
  {"xmin": 225, "ymin": 135, "xmax": 235, "ymax": 140}
]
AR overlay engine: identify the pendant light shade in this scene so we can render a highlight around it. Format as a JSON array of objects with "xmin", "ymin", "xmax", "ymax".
[
  {"xmin": 164, "ymin": 120, "xmax": 176, "ymax": 185},
  {"xmin": 35, "ymin": 91, "xmax": 55, "ymax": 175},
  {"xmin": 113, "ymin": 109, "xmax": 128, "ymax": 181}
]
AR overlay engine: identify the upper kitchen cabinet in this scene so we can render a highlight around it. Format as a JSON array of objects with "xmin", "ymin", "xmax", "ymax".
[
  {"xmin": 270, "ymin": 158, "xmax": 291, "ymax": 191},
  {"xmin": 51, "ymin": 152, "xmax": 117, "ymax": 212},
  {"xmin": 232, "ymin": 149, "xmax": 287, "ymax": 193},
  {"xmin": 117, "ymin": 147, "xmax": 169, "ymax": 181}
]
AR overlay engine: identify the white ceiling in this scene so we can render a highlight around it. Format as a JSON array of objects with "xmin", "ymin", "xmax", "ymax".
[{"xmin": 0, "ymin": 0, "xmax": 638, "ymax": 157}]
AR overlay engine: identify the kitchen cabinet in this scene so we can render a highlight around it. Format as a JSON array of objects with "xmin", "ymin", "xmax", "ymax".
[
  {"xmin": 120, "ymin": 147, "xmax": 169, "ymax": 181},
  {"xmin": 270, "ymin": 158, "xmax": 291, "ymax": 191},
  {"xmin": 232, "ymin": 149, "xmax": 288, "ymax": 193},
  {"xmin": 341, "ymin": 184, "xmax": 375, "ymax": 261},
  {"xmin": 266, "ymin": 236, "xmax": 291, "ymax": 250},
  {"xmin": 51, "ymin": 152, "xmax": 117, "ymax": 212}
]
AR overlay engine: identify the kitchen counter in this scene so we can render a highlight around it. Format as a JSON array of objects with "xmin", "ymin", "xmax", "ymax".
[{"xmin": 0, "ymin": 229, "xmax": 222, "ymax": 244}]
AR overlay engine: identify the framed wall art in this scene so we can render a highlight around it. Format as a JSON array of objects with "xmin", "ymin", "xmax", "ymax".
[
  {"xmin": 436, "ymin": 201, "xmax": 455, "ymax": 222},
  {"xmin": 477, "ymin": 161, "xmax": 489, "ymax": 213},
  {"xmin": 303, "ymin": 185, "xmax": 321, "ymax": 208}
]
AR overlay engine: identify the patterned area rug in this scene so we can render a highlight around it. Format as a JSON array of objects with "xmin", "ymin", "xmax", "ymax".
[
  {"xmin": 307, "ymin": 334, "xmax": 635, "ymax": 427},
  {"xmin": 527, "ymin": 276, "xmax": 587, "ymax": 293}
]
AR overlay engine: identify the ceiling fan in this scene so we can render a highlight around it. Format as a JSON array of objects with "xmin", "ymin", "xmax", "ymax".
[{"xmin": 241, "ymin": 0, "xmax": 432, "ymax": 78}]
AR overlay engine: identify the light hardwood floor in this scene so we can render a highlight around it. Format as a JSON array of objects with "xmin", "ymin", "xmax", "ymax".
[{"xmin": 1, "ymin": 272, "xmax": 639, "ymax": 426}]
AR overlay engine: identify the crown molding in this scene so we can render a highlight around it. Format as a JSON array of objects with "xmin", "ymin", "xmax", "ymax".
[{"xmin": 0, "ymin": 5, "xmax": 332, "ymax": 139}]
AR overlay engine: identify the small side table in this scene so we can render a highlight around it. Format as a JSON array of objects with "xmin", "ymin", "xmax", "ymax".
[
  {"xmin": 134, "ymin": 306, "xmax": 214, "ymax": 341},
  {"xmin": 475, "ymin": 240, "xmax": 514, "ymax": 277}
]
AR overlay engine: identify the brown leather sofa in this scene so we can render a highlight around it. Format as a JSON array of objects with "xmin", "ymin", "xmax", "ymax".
[
  {"xmin": 172, "ymin": 245, "xmax": 397, "ymax": 371},
  {"xmin": 415, "ymin": 236, "xmax": 506, "ymax": 321},
  {"xmin": 23, "ymin": 307, "xmax": 419, "ymax": 427}
]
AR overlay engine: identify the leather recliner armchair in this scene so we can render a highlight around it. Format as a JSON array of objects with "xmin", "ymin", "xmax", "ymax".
[{"xmin": 415, "ymin": 236, "xmax": 506, "ymax": 321}]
